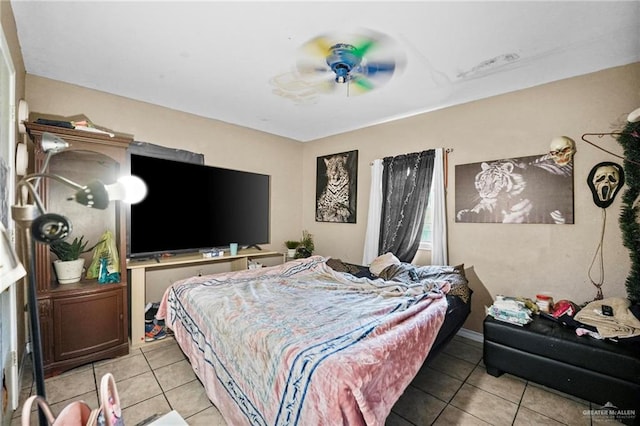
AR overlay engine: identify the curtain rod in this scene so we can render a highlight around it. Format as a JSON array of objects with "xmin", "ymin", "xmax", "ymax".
[{"xmin": 370, "ymin": 148, "xmax": 453, "ymax": 165}]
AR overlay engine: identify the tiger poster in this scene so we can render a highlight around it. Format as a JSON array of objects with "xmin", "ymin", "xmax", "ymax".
[
  {"xmin": 316, "ymin": 150, "xmax": 358, "ymax": 223},
  {"xmin": 455, "ymin": 154, "xmax": 574, "ymax": 224}
]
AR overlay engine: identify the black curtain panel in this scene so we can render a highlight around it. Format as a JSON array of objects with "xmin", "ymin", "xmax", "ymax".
[{"xmin": 379, "ymin": 150, "xmax": 435, "ymax": 262}]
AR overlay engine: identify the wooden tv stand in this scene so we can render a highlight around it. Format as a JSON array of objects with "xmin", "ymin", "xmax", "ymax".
[{"xmin": 127, "ymin": 249, "xmax": 284, "ymax": 348}]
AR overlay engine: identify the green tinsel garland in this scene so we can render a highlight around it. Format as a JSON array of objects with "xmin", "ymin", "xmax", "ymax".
[{"xmin": 617, "ymin": 118, "xmax": 640, "ymax": 303}]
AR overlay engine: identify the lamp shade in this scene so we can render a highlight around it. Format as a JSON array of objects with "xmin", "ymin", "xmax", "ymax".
[
  {"xmin": 74, "ymin": 180, "xmax": 110, "ymax": 209},
  {"xmin": 31, "ymin": 213, "xmax": 72, "ymax": 243},
  {"xmin": 41, "ymin": 132, "xmax": 70, "ymax": 153}
]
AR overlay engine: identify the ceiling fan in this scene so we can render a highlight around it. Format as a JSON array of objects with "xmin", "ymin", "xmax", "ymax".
[{"xmin": 296, "ymin": 30, "xmax": 405, "ymax": 96}]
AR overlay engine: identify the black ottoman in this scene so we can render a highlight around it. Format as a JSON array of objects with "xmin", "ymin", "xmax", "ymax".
[{"xmin": 483, "ymin": 315, "xmax": 640, "ymax": 416}]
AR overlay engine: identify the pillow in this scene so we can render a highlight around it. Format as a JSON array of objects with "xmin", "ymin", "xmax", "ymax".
[
  {"xmin": 453, "ymin": 263, "xmax": 466, "ymax": 278},
  {"xmin": 326, "ymin": 257, "xmax": 349, "ymax": 272},
  {"xmin": 326, "ymin": 258, "xmax": 375, "ymax": 278},
  {"xmin": 369, "ymin": 252, "xmax": 401, "ymax": 276}
]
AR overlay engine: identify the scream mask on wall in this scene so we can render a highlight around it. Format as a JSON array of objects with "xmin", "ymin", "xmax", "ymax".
[{"xmin": 587, "ymin": 162, "xmax": 625, "ymax": 208}]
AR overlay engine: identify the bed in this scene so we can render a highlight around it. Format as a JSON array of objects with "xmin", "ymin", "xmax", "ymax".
[{"xmin": 157, "ymin": 255, "xmax": 472, "ymax": 425}]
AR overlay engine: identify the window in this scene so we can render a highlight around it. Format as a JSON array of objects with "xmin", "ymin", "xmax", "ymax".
[{"xmin": 419, "ymin": 185, "xmax": 434, "ymax": 250}]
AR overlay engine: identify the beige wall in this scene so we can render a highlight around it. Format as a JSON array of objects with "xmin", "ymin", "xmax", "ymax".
[
  {"xmin": 303, "ymin": 62, "xmax": 640, "ymax": 332},
  {"xmin": 22, "ymin": 60, "xmax": 640, "ymax": 334},
  {"xmin": 25, "ymin": 75, "xmax": 305, "ymax": 306},
  {"xmin": 25, "ymin": 75, "xmax": 304, "ymax": 257}
]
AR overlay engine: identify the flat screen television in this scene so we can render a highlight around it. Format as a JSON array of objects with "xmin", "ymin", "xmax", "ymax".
[{"xmin": 128, "ymin": 153, "xmax": 270, "ymax": 259}]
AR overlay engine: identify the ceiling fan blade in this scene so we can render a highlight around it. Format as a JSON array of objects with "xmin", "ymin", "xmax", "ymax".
[
  {"xmin": 297, "ymin": 59, "xmax": 331, "ymax": 76},
  {"xmin": 302, "ymin": 36, "xmax": 333, "ymax": 58},
  {"xmin": 361, "ymin": 60, "xmax": 396, "ymax": 77},
  {"xmin": 353, "ymin": 38, "xmax": 377, "ymax": 58},
  {"xmin": 352, "ymin": 76, "xmax": 375, "ymax": 92},
  {"xmin": 293, "ymin": 29, "xmax": 405, "ymax": 97},
  {"xmin": 317, "ymin": 78, "xmax": 339, "ymax": 94}
]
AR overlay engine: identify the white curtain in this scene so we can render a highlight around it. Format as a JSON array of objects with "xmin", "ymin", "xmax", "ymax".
[
  {"xmin": 431, "ymin": 148, "xmax": 448, "ymax": 264},
  {"xmin": 362, "ymin": 159, "xmax": 383, "ymax": 265}
]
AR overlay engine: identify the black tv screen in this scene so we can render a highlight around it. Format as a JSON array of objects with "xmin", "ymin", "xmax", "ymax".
[{"xmin": 128, "ymin": 154, "xmax": 270, "ymax": 259}]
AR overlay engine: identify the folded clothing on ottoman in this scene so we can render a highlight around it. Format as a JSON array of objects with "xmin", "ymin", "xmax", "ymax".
[{"xmin": 574, "ymin": 297, "xmax": 640, "ymax": 339}]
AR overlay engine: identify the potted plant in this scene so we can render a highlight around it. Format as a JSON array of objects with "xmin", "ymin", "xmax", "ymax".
[
  {"xmin": 50, "ymin": 236, "xmax": 99, "ymax": 284},
  {"xmin": 295, "ymin": 230, "xmax": 315, "ymax": 259},
  {"xmin": 284, "ymin": 240, "xmax": 299, "ymax": 259}
]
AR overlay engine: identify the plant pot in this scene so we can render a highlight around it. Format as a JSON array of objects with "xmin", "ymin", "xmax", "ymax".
[
  {"xmin": 53, "ymin": 259, "xmax": 85, "ymax": 284},
  {"xmin": 287, "ymin": 249, "xmax": 296, "ymax": 258}
]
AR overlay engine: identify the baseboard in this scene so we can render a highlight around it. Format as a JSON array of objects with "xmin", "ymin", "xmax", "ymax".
[{"xmin": 456, "ymin": 327, "xmax": 484, "ymax": 343}]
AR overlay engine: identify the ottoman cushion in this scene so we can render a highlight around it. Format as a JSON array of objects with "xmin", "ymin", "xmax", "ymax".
[
  {"xmin": 483, "ymin": 315, "xmax": 640, "ymax": 418},
  {"xmin": 484, "ymin": 315, "xmax": 640, "ymax": 383}
]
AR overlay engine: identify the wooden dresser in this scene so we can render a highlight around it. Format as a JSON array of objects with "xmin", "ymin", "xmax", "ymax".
[{"xmin": 25, "ymin": 122, "xmax": 131, "ymax": 377}]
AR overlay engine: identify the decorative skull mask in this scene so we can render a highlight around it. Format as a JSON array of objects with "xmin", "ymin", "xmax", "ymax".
[
  {"xmin": 549, "ymin": 136, "xmax": 576, "ymax": 166},
  {"xmin": 587, "ymin": 162, "xmax": 625, "ymax": 208}
]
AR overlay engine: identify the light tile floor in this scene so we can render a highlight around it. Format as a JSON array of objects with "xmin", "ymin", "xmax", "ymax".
[{"xmin": 11, "ymin": 335, "xmax": 626, "ymax": 425}]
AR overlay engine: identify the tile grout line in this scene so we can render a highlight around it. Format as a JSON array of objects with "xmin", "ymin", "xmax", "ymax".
[
  {"xmin": 14, "ymin": 336, "xmax": 600, "ymax": 425},
  {"xmin": 140, "ymin": 345, "xmax": 175, "ymax": 414}
]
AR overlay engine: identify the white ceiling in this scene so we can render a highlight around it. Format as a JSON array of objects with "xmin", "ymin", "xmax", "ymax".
[{"xmin": 11, "ymin": 1, "xmax": 640, "ymax": 142}]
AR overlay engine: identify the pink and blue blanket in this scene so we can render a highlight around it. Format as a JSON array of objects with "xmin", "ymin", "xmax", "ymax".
[{"xmin": 158, "ymin": 256, "xmax": 449, "ymax": 425}]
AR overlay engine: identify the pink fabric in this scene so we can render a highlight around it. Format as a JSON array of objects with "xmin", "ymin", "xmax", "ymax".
[{"xmin": 157, "ymin": 256, "xmax": 448, "ymax": 425}]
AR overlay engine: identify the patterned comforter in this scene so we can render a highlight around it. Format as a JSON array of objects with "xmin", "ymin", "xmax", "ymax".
[{"xmin": 157, "ymin": 256, "xmax": 449, "ymax": 425}]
